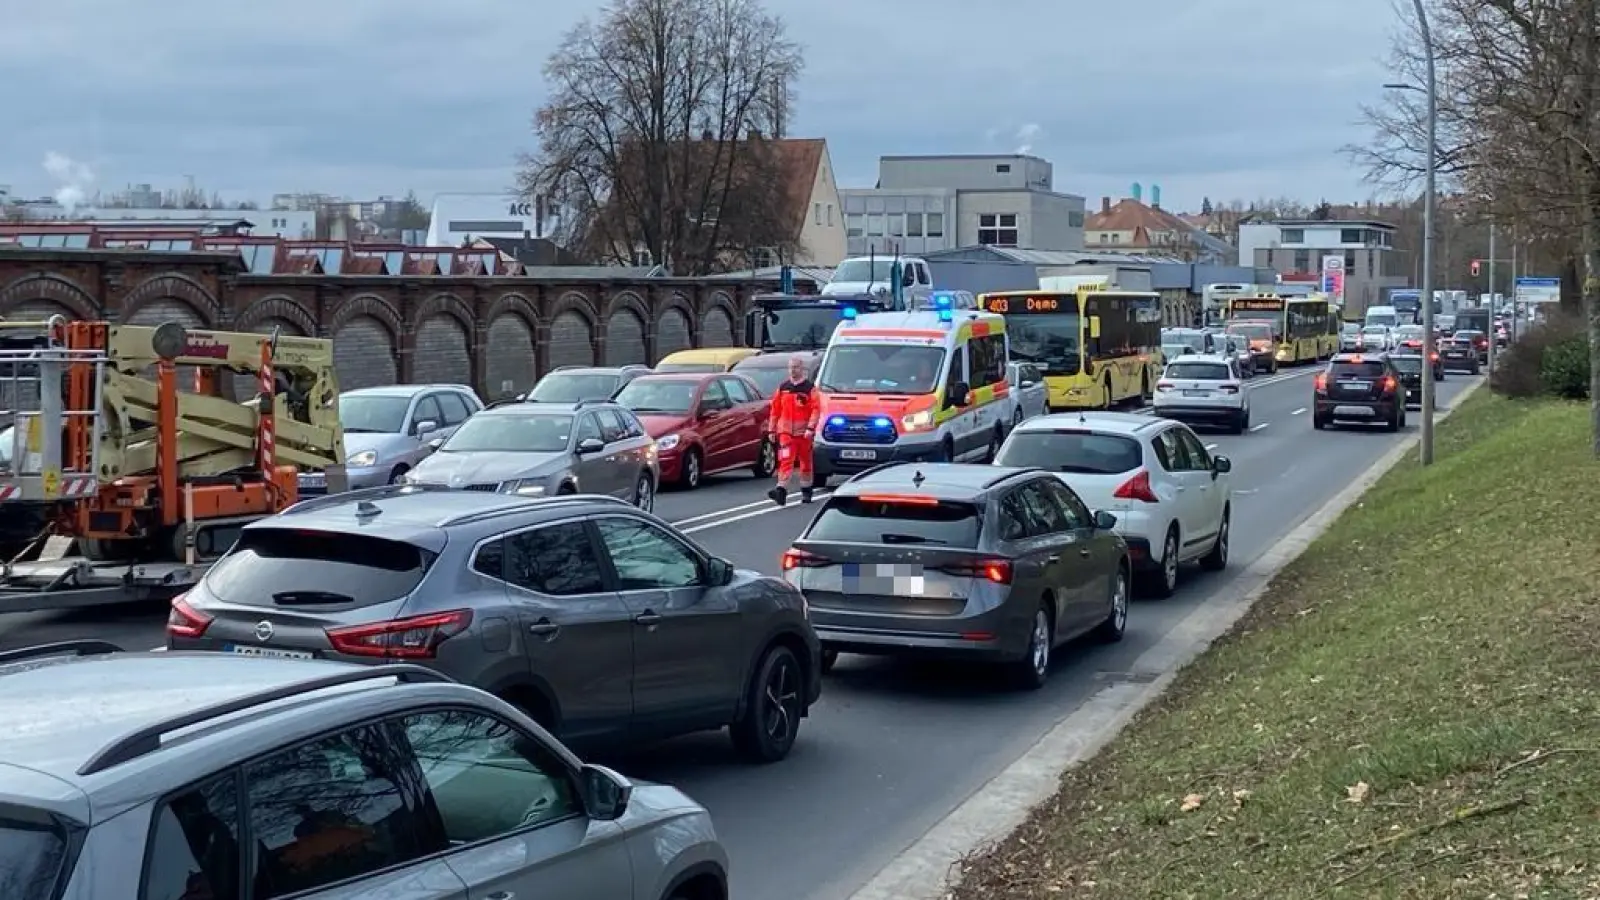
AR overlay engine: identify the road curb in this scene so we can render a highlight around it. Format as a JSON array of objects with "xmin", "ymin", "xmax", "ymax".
[{"xmin": 846, "ymin": 378, "xmax": 1486, "ymax": 900}]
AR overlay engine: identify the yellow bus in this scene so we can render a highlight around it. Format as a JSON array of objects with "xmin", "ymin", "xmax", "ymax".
[
  {"xmin": 1224, "ymin": 295, "xmax": 1333, "ymax": 365},
  {"xmin": 979, "ymin": 286, "xmax": 1163, "ymax": 410}
]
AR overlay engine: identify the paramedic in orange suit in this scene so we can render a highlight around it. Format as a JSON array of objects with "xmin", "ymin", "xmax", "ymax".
[{"xmin": 766, "ymin": 355, "xmax": 821, "ymax": 507}]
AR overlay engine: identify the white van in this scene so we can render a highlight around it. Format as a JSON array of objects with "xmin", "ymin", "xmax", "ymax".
[
  {"xmin": 822, "ymin": 256, "xmax": 934, "ymax": 307},
  {"xmin": 1364, "ymin": 305, "xmax": 1400, "ymax": 330}
]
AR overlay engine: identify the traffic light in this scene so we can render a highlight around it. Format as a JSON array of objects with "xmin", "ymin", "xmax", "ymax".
[{"xmin": 1470, "ymin": 259, "xmax": 1481, "ymax": 277}]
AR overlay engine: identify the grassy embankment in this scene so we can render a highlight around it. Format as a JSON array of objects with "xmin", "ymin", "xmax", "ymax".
[{"xmin": 956, "ymin": 392, "xmax": 1600, "ymax": 898}]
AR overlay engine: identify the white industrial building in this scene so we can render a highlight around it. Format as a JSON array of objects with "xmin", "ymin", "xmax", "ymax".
[
  {"xmin": 426, "ymin": 193, "xmax": 552, "ymax": 247},
  {"xmin": 9, "ymin": 202, "xmax": 314, "ymax": 238}
]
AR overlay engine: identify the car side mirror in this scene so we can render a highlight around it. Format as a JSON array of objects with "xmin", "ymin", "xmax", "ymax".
[
  {"xmin": 579, "ymin": 764, "xmax": 633, "ymax": 821},
  {"xmin": 1212, "ymin": 455, "xmax": 1232, "ymax": 474},
  {"xmin": 706, "ymin": 556, "xmax": 735, "ymax": 586},
  {"xmin": 1093, "ymin": 510, "xmax": 1118, "ymax": 531},
  {"xmin": 426, "ymin": 438, "xmax": 444, "ymax": 451},
  {"xmin": 944, "ymin": 382, "xmax": 970, "ymax": 409},
  {"xmin": 577, "ymin": 437, "xmax": 605, "ymax": 454},
  {"xmin": 412, "ymin": 419, "xmax": 438, "ymax": 437},
  {"xmin": 1020, "ymin": 378, "xmax": 1038, "ymax": 388}
]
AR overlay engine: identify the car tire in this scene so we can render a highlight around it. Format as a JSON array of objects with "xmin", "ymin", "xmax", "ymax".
[
  {"xmin": 680, "ymin": 447, "xmax": 703, "ymax": 490},
  {"xmin": 752, "ymin": 437, "xmax": 777, "ymax": 478},
  {"xmin": 556, "ymin": 482, "xmax": 577, "ymax": 495},
  {"xmin": 1200, "ymin": 507, "xmax": 1229, "ymax": 571},
  {"xmin": 1093, "ymin": 567, "xmax": 1129, "ymax": 643},
  {"xmin": 1147, "ymin": 527, "xmax": 1180, "ymax": 598},
  {"xmin": 939, "ymin": 436, "xmax": 955, "ymax": 463},
  {"xmin": 1231, "ymin": 410, "xmax": 1248, "ymax": 435},
  {"xmin": 1137, "ymin": 371, "xmax": 1151, "ymax": 406},
  {"xmin": 1100, "ymin": 376, "xmax": 1115, "ymax": 410},
  {"xmin": 984, "ymin": 427, "xmax": 1003, "ymax": 462},
  {"xmin": 820, "ymin": 647, "xmax": 839, "ymax": 674},
  {"xmin": 1386, "ymin": 408, "xmax": 1402, "ymax": 432},
  {"xmin": 730, "ymin": 644, "xmax": 805, "ymax": 763},
  {"xmin": 633, "ymin": 473, "xmax": 654, "ymax": 512},
  {"xmin": 1011, "ymin": 408, "xmax": 1024, "ymax": 433},
  {"xmin": 1010, "ymin": 604, "xmax": 1054, "ymax": 690},
  {"xmin": 1313, "ymin": 414, "xmax": 1329, "ymax": 430},
  {"xmin": 387, "ymin": 464, "xmax": 409, "ymax": 485}
]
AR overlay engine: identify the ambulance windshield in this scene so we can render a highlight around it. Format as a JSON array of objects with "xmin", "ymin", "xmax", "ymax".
[{"xmin": 819, "ymin": 344, "xmax": 947, "ymax": 395}]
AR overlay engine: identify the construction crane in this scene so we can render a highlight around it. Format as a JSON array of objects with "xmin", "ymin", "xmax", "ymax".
[{"xmin": 0, "ymin": 316, "xmax": 346, "ymax": 613}]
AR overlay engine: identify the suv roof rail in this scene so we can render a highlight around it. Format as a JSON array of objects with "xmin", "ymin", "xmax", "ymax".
[
  {"xmin": 280, "ymin": 483, "xmax": 455, "ymax": 516},
  {"xmin": 0, "ymin": 640, "xmax": 124, "ymax": 666},
  {"xmin": 78, "ymin": 664, "xmax": 451, "ymax": 777},
  {"xmin": 842, "ymin": 460, "xmax": 912, "ymax": 483},
  {"xmin": 435, "ymin": 492, "xmax": 633, "ymax": 528}
]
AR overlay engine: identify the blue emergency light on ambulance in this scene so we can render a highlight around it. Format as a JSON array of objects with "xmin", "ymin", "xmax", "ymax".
[
  {"xmin": 840, "ymin": 305, "xmax": 858, "ymax": 320},
  {"xmin": 933, "ymin": 292, "xmax": 954, "ymax": 322}
]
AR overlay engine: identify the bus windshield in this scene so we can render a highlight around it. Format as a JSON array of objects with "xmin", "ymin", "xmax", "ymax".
[
  {"xmin": 819, "ymin": 344, "xmax": 946, "ymax": 394},
  {"xmin": 755, "ymin": 306, "xmax": 842, "ymax": 349},
  {"xmin": 1006, "ymin": 314, "xmax": 1081, "ymax": 376}
]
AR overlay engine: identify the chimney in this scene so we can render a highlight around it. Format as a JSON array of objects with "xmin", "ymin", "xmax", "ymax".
[{"xmin": 1101, "ymin": 196, "xmax": 1111, "ymax": 214}]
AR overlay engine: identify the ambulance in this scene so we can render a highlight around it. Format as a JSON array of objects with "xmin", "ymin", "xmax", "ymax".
[{"xmin": 811, "ymin": 296, "xmax": 1012, "ymax": 484}]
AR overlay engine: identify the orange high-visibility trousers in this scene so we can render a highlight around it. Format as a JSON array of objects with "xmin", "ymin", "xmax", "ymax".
[{"xmin": 776, "ymin": 433, "xmax": 815, "ymax": 488}]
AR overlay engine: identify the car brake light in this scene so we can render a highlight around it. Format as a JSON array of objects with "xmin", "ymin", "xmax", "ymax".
[
  {"xmin": 326, "ymin": 609, "xmax": 473, "ymax": 659},
  {"xmin": 166, "ymin": 593, "xmax": 213, "ymax": 639},
  {"xmin": 1382, "ymin": 376, "xmax": 1398, "ymax": 393},
  {"xmin": 1430, "ymin": 352, "xmax": 1439, "ymax": 361},
  {"xmin": 1155, "ymin": 381, "xmax": 1174, "ymax": 392},
  {"xmin": 1220, "ymin": 385, "xmax": 1240, "ymax": 394},
  {"xmin": 856, "ymin": 493, "xmax": 940, "ymax": 506},
  {"xmin": 1314, "ymin": 373, "xmax": 1327, "ymax": 391},
  {"xmin": 781, "ymin": 547, "xmax": 827, "ymax": 570},
  {"xmin": 941, "ymin": 559, "xmax": 1014, "ymax": 584},
  {"xmin": 1112, "ymin": 470, "xmax": 1159, "ymax": 503}
]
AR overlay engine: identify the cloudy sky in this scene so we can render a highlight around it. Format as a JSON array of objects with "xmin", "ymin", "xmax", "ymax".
[{"xmin": 2, "ymin": 0, "xmax": 1399, "ymax": 214}]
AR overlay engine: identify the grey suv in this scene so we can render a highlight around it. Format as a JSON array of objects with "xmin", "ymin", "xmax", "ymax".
[
  {"xmin": 168, "ymin": 486, "xmax": 822, "ymax": 761},
  {"xmin": 402, "ymin": 400, "xmax": 659, "ymax": 511},
  {"xmin": 0, "ymin": 643, "xmax": 728, "ymax": 899}
]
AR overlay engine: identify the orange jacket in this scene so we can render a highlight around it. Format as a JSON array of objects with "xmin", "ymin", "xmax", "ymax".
[{"xmin": 769, "ymin": 378, "xmax": 821, "ymax": 436}]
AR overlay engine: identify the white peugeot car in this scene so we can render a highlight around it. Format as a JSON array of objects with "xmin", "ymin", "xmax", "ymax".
[
  {"xmin": 1152, "ymin": 354, "xmax": 1250, "ymax": 434},
  {"xmin": 993, "ymin": 412, "xmax": 1232, "ymax": 597}
]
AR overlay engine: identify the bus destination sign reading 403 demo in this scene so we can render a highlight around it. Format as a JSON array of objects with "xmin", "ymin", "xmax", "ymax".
[{"xmin": 983, "ymin": 295, "xmax": 1065, "ymax": 314}]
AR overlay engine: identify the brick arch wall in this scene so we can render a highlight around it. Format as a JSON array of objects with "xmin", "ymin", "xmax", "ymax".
[
  {"xmin": 0, "ymin": 273, "xmax": 101, "ymax": 320},
  {"xmin": 121, "ymin": 272, "xmax": 223, "ymax": 326}
]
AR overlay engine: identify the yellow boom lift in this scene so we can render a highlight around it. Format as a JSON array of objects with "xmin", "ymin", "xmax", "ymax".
[{"xmin": 0, "ymin": 316, "xmax": 346, "ymax": 613}]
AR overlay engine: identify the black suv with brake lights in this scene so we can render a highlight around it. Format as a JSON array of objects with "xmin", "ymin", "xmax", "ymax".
[
  {"xmin": 1313, "ymin": 353, "xmax": 1407, "ymax": 432},
  {"xmin": 1386, "ymin": 351, "xmax": 1432, "ymax": 407}
]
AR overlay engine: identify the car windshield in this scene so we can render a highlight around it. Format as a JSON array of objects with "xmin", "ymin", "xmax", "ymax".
[
  {"xmin": 1226, "ymin": 322, "xmax": 1273, "ymax": 341},
  {"xmin": 0, "ymin": 816, "xmax": 70, "ymax": 899},
  {"xmin": 758, "ymin": 306, "xmax": 842, "ymax": 349},
  {"xmin": 995, "ymin": 430, "xmax": 1143, "ymax": 474},
  {"xmin": 1341, "ymin": 322, "xmax": 1361, "ymax": 334},
  {"xmin": 206, "ymin": 528, "xmax": 432, "ymax": 609},
  {"xmin": 1165, "ymin": 330, "xmax": 1207, "ymax": 351},
  {"xmin": 615, "ymin": 379, "xmax": 699, "ymax": 414},
  {"xmin": 1366, "ymin": 314, "xmax": 1399, "ymax": 329},
  {"xmin": 736, "ymin": 365, "xmax": 789, "ymax": 397},
  {"xmin": 1161, "ymin": 343, "xmax": 1193, "ymax": 359},
  {"xmin": 529, "ymin": 371, "xmax": 621, "ymax": 403},
  {"xmin": 1166, "ymin": 362, "xmax": 1232, "ymax": 381},
  {"xmin": 808, "ymin": 496, "xmax": 981, "ymax": 547},
  {"xmin": 1389, "ymin": 356, "xmax": 1425, "ymax": 372},
  {"xmin": 833, "ymin": 259, "xmax": 897, "ymax": 283},
  {"xmin": 441, "ymin": 413, "xmax": 573, "ymax": 453},
  {"xmin": 655, "ymin": 362, "xmax": 723, "ymax": 374},
  {"xmin": 338, "ymin": 394, "xmax": 411, "ymax": 434},
  {"xmin": 819, "ymin": 345, "xmax": 945, "ymax": 395},
  {"xmin": 1006, "ymin": 315, "xmax": 1081, "ymax": 376},
  {"xmin": 1396, "ymin": 327, "xmax": 1424, "ymax": 340}
]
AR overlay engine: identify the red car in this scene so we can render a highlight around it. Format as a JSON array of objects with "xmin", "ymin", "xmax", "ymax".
[{"xmin": 614, "ymin": 372, "xmax": 775, "ymax": 489}]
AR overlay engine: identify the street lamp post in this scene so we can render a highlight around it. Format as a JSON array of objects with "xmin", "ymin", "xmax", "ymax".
[{"xmin": 1383, "ymin": 0, "xmax": 1439, "ymax": 465}]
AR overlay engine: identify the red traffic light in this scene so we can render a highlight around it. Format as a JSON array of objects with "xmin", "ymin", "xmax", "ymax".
[{"xmin": 1470, "ymin": 259, "xmax": 1481, "ymax": 276}]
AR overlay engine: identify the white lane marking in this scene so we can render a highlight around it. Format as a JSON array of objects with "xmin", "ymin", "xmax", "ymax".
[
  {"xmin": 1249, "ymin": 422, "xmax": 1269, "ymax": 432},
  {"xmin": 671, "ymin": 496, "xmax": 785, "ymax": 526},
  {"xmin": 1291, "ymin": 407, "xmax": 1307, "ymax": 415},
  {"xmin": 149, "ymin": 645, "xmax": 166, "ymax": 652},
  {"xmin": 680, "ymin": 492, "xmax": 834, "ymax": 534},
  {"xmin": 1204, "ymin": 443, "xmax": 1219, "ymax": 450}
]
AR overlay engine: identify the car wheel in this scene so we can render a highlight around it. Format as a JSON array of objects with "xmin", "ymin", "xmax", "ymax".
[
  {"xmin": 939, "ymin": 437, "xmax": 955, "ymax": 463},
  {"xmin": 753, "ymin": 437, "xmax": 777, "ymax": 478},
  {"xmin": 1200, "ymin": 507, "xmax": 1229, "ymax": 571},
  {"xmin": 1011, "ymin": 408, "xmax": 1023, "ymax": 432},
  {"xmin": 1100, "ymin": 376, "xmax": 1115, "ymax": 409},
  {"xmin": 1148, "ymin": 527, "xmax": 1180, "ymax": 598},
  {"xmin": 1093, "ymin": 567, "xmax": 1129, "ymax": 643},
  {"xmin": 1387, "ymin": 408, "xmax": 1402, "ymax": 432},
  {"xmin": 984, "ymin": 427, "xmax": 1003, "ymax": 462},
  {"xmin": 1010, "ymin": 604, "xmax": 1053, "ymax": 690},
  {"xmin": 1232, "ymin": 409, "xmax": 1248, "ymax": 435},
  {"xmin": 820, "ymin": 647, "xmax": 839, "ymax": 675},
  {"xmin": 1313, "ymin": 414, "xmax": 1329, "ymax": 430},
  {"xmin": 680, "ymin": 447, "xmax": 702, "ymax": 490},
  {"xmin": 556, "ymin": 482, "xmax": 577, "ymax": 495},
  {"xmin": 387, "ymin": 464, "xmax": 409, "ymax": 485},
  {"xmin": 633, "ymin": 473, "xmax": 654, "ymax": 512},
  {"xmin": 730, "ymin": 644, "xmax": 804, "ymax": 763}
]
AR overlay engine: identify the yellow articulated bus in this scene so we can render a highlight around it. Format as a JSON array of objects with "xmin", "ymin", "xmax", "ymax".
[
  {"xmin": 1224, "ymin": 294, "xmax": 1336, "ymax": 365},
  {"xmin": 978, "ymin": 285, "xmax": 1163, "ymax": 410}
]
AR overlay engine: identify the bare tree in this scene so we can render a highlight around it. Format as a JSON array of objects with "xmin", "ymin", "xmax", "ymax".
[
  {"xmin": 1360, "ymin": 0, "xmax": 1600, "ymax": 452},
  {"xmin": 518, "ymin": 0, "xmax": 804, "ymax": 274}
]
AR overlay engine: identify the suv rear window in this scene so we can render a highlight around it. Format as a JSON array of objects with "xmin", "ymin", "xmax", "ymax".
[
  {"xmin": 808, "ymin": 497, "xmax": 981, "ymax": 547},
  {"xmin": 1388, "ymin": 356, "xmax": 1425, "ymax": 372},
  {"xmin": 995, "ymin": 430, "xmax": 1143, "ymax": 475},
  {"xmin": 1, "ymin": 812, "xmax": 75, "ymax": 900},
  {"xmin": 1165, "ymin": 362, "xmax": 1231, "ymax": 380},
  {"xmin": 1331, "ymin": 361, "xmax": 1387, "ymax": 378},
  {"xmin": 204, "ymin": 528, "xmax": 433, "ymax": 608}
]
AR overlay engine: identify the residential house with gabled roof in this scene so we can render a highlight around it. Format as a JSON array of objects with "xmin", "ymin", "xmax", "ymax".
[{"xmin": 1085, "ymin": 196, "xmax": 1234, "ymax": 264}]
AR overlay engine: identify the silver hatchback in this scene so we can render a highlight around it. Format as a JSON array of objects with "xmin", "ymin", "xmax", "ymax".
[{"xmin": 404, "ymin": 400, "xmax": 659, "ymax": 510}]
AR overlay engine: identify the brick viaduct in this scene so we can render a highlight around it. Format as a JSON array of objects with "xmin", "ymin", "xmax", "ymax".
[{"xmin": 0, "ymin": 248, "xmax": 780, "ymax": 400}]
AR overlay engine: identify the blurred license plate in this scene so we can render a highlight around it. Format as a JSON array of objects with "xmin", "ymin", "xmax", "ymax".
[
  {"xmin": 225, "ymin": 644, "xmax": 314, "ymax": 660},
  {"xmin": 298, "ymin": 473, "xmax": 326, "ymax": 489},
  {"xmin": 842, "ymin": 563, "xmax": 926, "ymax": 595},
  {"xmin": 840, "ymin": 449, "xmax": 877, "ymax": 460},
  {"xmin": 1182, "ymin": 389, "xmax": 1208, "ymax": 397},
  {"xmin": 1341, "ymin": 380, "xmax": 1371, "ymax": 390}
]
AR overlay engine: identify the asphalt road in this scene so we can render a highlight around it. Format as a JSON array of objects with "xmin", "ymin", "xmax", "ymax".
[{"xmin": 0, "ymin": 367, "xmax": 1480, "ymax": 900}]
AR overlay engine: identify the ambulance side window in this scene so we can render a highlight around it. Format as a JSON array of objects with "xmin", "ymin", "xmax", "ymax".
[
  {"xmin": 968, "ymin": 334, "xmax": 1007, "ymax": 387},
  {"xmin": 943, "ymin": 345, "xmax": 967, "ymax": 392}
]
